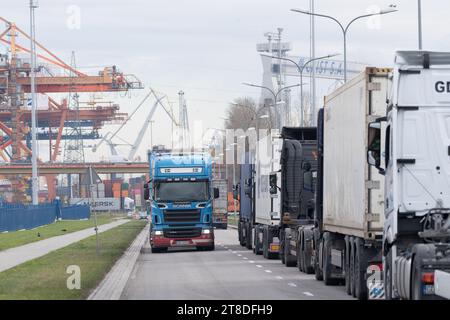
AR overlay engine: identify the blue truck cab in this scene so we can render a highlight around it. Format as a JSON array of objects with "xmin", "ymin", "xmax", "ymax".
[{"xmin": 144, "ymin": 151, "xmax": 219, "ymax": 253}]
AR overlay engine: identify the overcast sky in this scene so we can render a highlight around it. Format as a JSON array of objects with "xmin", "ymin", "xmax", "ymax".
[{"xmin": 3, "ymin": 0, "xmax": 450, "ymax": 161}]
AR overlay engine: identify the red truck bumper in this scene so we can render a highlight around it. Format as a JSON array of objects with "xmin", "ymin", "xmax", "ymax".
[{"xmin": 151, "ymin": 233, "xmax": 214, "ymax": 249}]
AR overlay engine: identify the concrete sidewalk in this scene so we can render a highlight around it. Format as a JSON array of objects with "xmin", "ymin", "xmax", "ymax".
[
  {"xmin": 88, "ymin": 223, "xmax": 149, "ymax": 300},
  {"xmin": 0, "ymin": 219, "xmax": 128, "ymax": 273}
]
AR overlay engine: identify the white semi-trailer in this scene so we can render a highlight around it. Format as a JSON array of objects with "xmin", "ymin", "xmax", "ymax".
[
  {"xmin": 368, "ymin": 51, "xmax": 450, "ymax": 300},
  {"xmin": 312, "ymin": 67, "xmax": 390, "ymax": 299},
  {"xmin": 253, "ymin": 131, "xmax": 282, "ymax": 259}
]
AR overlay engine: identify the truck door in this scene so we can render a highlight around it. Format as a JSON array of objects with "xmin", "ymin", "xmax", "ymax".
[{"xmin": 396, "ymin": 107, "xmax": 450, "ymax": 213}]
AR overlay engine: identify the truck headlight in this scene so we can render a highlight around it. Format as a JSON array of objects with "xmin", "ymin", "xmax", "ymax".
[
  {"xmin": 202, "ymin": 229, "xmax": 211, "ymax": 234},
  {"xmin": 154, "ymin": 230, "xmax": 163, "ymax": 236}
]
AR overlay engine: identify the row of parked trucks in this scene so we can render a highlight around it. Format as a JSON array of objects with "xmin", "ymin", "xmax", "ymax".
[{"xmin": 237, "ymin": 51, "xmax": 450, "ymax": 300}]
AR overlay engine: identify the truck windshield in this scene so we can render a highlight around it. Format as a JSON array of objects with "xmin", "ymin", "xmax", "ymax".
[{"xmin": 154, "ymin": 181, "xmax": 209, "ymax": 202}]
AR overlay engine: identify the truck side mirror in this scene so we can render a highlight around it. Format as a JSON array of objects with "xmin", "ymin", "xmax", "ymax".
[
  {"xmin": 232, "ymin": 186, "xmax": 239, "ymax": 200},
  {"xmin": 269, "ymin": 173, "xmax": 277, "ymax": 195},
  {"xmin": 213, "ymin": 187, "xmax": 220, "ymax": 199},
  {"xmin": 367, "ymin": 121, "xmax": 385, "ymax": 175}
]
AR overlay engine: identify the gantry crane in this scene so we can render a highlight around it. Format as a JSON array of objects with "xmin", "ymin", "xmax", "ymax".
[
  {"xmin": 0, "ymin": 16, "xmax": 143, "ymax": 201},
  {"xmin": 92, "ymin": 88, "xmax": 178, "ymax": 162}
]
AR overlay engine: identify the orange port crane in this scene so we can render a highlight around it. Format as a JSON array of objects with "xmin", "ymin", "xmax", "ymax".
[{"xmin": 0, "ymin": 16, "xmax": 143, "ymax": 201}]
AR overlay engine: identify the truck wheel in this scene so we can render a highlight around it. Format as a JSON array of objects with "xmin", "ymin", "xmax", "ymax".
[
  {"xmin": 350, "ymin": 238, "xmax": 356, "ymax": 297},
  {"xmin": 323, "ymin": 232, "xmax": 339, "ymax": 286},
  {"xmin": 285, "ymin": 229, "xmax": 296, "ymax": 267},
  {"xmin": 262, "ymin": 227, "xmax": 269, "ymax": 259},
  {"xmin": 254, "ymin": 226, "xmax": 262, "ymax": 255},
  {"xmin": 151, "ymin": 246, "xmax": 160, "ymax": 253},
  {"xmin": 280, "ymin": 230, "xmax": 286, "ymax": 264},
  {"xmin": 303, "ymin": 229, "xmax": 314, "ymax": 274},
  {"xmin": 354, "ymin": 238, "xmax": 368, "ymax": 300},
  {"xmin": 314, "ymin": 231, "xmax": 323, "ymax": 281},
  {"xmin": 238, "ymin": 221, "xmax": 245, "ymax": 246},
  {"xmin": 385, "ymin": 249, "xmax": 393, "ymax": 300},
  {"xmin": 344, "ymin": 236, "xmax": 352, "ymax": 295},
  {"xmin": 245, "ymin": 223, "xmax": 253, "ymax": 250}
]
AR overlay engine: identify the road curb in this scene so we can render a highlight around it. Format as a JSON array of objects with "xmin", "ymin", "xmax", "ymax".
[
  {"xmin": 228, "ymin": 224, "xmax": 237, "ymax": 229},
  {"xmin": 88, "ymin": 222, "xmax": 149, "ymax": 300}
]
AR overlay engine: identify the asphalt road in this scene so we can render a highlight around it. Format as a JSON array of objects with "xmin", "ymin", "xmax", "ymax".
[{"xmin": 121, "ymin": 228, "xmax": 354, "ymax": 300}]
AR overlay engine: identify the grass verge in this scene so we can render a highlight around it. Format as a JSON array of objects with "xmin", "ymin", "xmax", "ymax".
[
  {"xmin": 0, "ymin": 219, "xmax": 147, "ymax": 300},
  {"xmin": 0, "ymin": 214, "xmax": 120, "ymax": 251}
]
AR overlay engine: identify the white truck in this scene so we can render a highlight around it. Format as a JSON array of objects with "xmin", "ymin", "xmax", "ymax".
[
  {"xmin": 311, "ymin": 67, "xmax": 390, "ymax": 299},
  {"xmin": 368, "ymin": 51, "xmax": 450, "ymax": 300},
  {"xmin": 212, "ymin": 179, "xmax": 228, "ymax": 229},
  {"xmin": 253, "ymin": 131, "xmax": 283, "ymax": 259}
]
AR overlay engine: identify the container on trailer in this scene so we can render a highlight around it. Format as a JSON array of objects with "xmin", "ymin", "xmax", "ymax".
[{"xmin": 322, "ymin": 67, "xmax": 389, "ymax": 240}]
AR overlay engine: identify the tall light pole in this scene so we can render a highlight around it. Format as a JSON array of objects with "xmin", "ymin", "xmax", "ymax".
[
  {"xmin": 29, "ymin": 0, "xmax": 39, "ymax": 205},
  {"xmin": 261, "ymin": 53, "xmax": 338, "ymax": 126},
  {"xmin": 242, "ymin": 83, "xmax": 301, "ymax": 130},
  {"xmin": 418, "ymin": 0, "xmax": 423, "ymax": 50},
  {"xmin": 291, "ymin": 8, "xmax": 398, "ymax": 82}
]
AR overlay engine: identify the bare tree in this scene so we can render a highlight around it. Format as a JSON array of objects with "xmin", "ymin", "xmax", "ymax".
[{"xmin": 224, "ymin": 97, "xmax": 270, "ymax": 130}]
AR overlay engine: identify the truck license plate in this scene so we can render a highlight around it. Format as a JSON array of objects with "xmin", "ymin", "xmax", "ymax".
[
  {"xmin": 176, "ymin": 240, "xmax": 190, "ymax": 245},
  {"xmin": 423, "ymin": 284, "xmax": 435, "ymax": 295}
]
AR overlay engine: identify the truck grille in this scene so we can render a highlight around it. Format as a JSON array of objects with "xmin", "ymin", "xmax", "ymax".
[
  {"xmin": 163, "ymin": 209, "xmax": 201, "ymax": 223},
  {"xmin": 163, "ymin": 228, "xmax": 202, "ymax": 239}
]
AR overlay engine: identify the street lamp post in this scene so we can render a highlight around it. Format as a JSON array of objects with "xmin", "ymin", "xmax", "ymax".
[
  {"xmin": 291, "ymin": 8, "xmax": 397, "ymax": 82},
  {"xmin": 242, "ymin": 83, "xmax": 301, "ymax": 130},
  {"xmin": 418, "ymin": 0, "xmax": 423, "ymax": 50},
  {"xmin": 261, "ymin": 53, "xmax": 338, "ymax": 126}
]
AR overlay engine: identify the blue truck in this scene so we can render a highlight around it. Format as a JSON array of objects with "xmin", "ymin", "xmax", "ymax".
[{"xmin": 144, "ymin": 151, "xmax": 219, "ymax": 253}]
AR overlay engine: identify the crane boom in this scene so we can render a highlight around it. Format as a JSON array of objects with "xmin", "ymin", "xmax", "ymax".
[{"xmin": 128, "ymin": 94, "xmax": 164, "ymax": 161}]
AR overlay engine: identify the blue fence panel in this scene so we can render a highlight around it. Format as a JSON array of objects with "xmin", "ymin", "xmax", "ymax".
[
  {"xmin": 60, "ymin": 205, "xmax": 91, "ymax": 220},
  {"xmin": 0, "ymin": 203, "xmax": 57, "ymax": 232}
]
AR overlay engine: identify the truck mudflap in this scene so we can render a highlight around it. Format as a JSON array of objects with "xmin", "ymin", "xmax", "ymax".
[{"xmin": 152, "ymin": 233, "xmax": 214, "ymax": 248}]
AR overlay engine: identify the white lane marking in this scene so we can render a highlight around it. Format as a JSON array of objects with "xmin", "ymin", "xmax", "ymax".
[
  {"xmin": 224, "ymin": 247, "xmax": 228, "ymax": 249},
  {"xmin": 232, "ymin": 251, "xmax": 237, "ymax": 254},
  {"xmin": 264, "ymin": 270, "xmax": 272, "ymax": 273},
  {"xmin": 249, "ymin": 260, "xmax": 255, "ymax": 263},
  {"xmin": 243, "ymin": 257, "xmax": 248, "ymax": 260},
  {"xmin": 288, "ymin": 283, "xmax": 297, "ymax": 287},
  {"xmin": 275, "ymin": 276, "xmax": 283, "ymax": 280},
  {"xmin": 237, "ymin": 254, "xmax": 242, "ymax": 257},
  {"xmin": 256, "ymin": 265, "xmax": 262, "ymax": 268},
  {"xmin": 303, "ymin": 291, "xmax": 314, "ymax": 297}
]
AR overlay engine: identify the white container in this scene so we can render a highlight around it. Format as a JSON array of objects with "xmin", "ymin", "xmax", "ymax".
[
  {"xmin": 212, "ymin": 179, "xmax": 228, "ymax": 214},
  {"xmin": 322, "ymin": 68, "xmax": 389, "ymax": 239}
]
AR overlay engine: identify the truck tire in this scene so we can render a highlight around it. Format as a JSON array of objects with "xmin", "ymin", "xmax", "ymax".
[
  {"xmin": 280, "ymin": 229, "xmax": 286, "ymax": 264},
  {"xmin": 245, "ymin": 223, "xmax": 253, "ymax": 250},
  {"xmin": 323, "ymin": 232, "xmax": 339, "ymax": 286},
  {"xmin": 385, "ymin": 248, "xmax": 393, "ymax": 300},
  {"xmin": 354, "ymin": 237, "xmax": 368, "ymax": 300},
  {"xmin": 350, "ymin": 238, "xmax": 356, "ymax": 297},
  {"xmin": 151, "ymin": 246, "xmax": 160, "ymax": 253},
  {"xmin": 344, "ymin": 236, "xmax": 352, "ymax": 295},
  {"xmin": 262, "ymin": 227, "xmax": 268, "ymax": 259},
  {"xmin": 284, "ymin": 229, "xmax": 296, "ymax": 267},
  {"xmin": 314, "ymin": 230, "xmax": 323, "ymax": 281},
  {"xmin": 254, "ymin": 226, "xmax": 262, "ymax": 255},
  {"xmin": 298, "ymin": 230, "xmax": 305, "ymax": 272},
  {"xmin": 303, "ymin": 229, "xmax": 314, "ymax": 274},
  {"xmin": 238, "ymin": 221, "xmax": 245, "ymax": 246}
]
